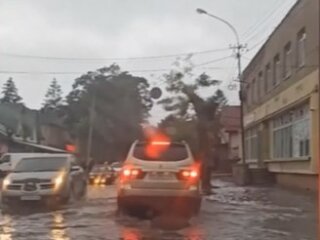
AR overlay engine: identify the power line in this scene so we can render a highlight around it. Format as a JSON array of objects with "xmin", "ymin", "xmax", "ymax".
[
  {"xmin": 0, "ymin": 70, "xmax": 81, "ymax": 75},
  {"xmin": 247, "ymin": 37, "xmax": 269, "ymax": 52},
  {"xmin": 240, "ymin": 0, "xmax": 289, "ymax": 38},
  {"xmin": 0, "ymin": 47, "xmax": 230, "ymax": 62},
  {"xmin": 243, "ymin": 1, "xmax": 296, "ymax": 43},
  {"xmin": 224, "ymin": 58, "xmax": 238, "ymax": 88},
  {"xmin": 0, "ymin": 55, "xmax": 233, "ymax": 75},
  {"xmin": 193, "ymin": 55, "xmax": 233, "ymax": 67}
]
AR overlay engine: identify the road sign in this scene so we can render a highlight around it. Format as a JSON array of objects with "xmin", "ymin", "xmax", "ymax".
[{"xmin": 150, "ymin": 87, "xmax": 162, "ymax": 99}]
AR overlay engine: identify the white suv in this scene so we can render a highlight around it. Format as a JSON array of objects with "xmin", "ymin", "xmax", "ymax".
[
  {"xmin": 2, "ymin": 154, "xmax": 87, "ymax": 209},
  {"xmin": 117, "ymin": 140, "xmax": 201, "ymax": 217}
]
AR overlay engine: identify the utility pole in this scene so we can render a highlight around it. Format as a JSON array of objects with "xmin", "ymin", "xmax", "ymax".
[
  {"xmin": 196, "ymin": 8, "xmax": 247, "ymax": 165},
  {"xmin": 196, "ymin": 8, "xmax": 249, "ymax": 185},
  {"xmin": 233, "ymin": 44, "xmax": 246, "ymax": 165},
  {"xmin": 86, "ymin": 94, "xmax": 96, "ymax": 167}
]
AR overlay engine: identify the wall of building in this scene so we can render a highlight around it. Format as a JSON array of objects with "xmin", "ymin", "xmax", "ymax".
[
  {"xmin": 241, "ymin": 0, "xmax": 319, "ymax": 184},
  {"xmin": 245, "ymin": 70, "xmax": 318, "ymax": 175},
  {"xmin": 275, "ymin": 173, "xmax": 317, "ymax": 191},
  {"xmin": 244, "ymin": 70, "xmax": 318, "ymax": 126},
  {"xmin": 243, "ymin": 0, "xmax": 319, "ymax": 112}
]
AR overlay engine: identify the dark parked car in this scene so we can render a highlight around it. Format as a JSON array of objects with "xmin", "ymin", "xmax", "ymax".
[
  {"xmin": 110, "ymin": 162, "xmax": 123, "ymax": 176},
  {"xmin": 89, "ymin": 165, "xmax": 116, "ymax": 185}
]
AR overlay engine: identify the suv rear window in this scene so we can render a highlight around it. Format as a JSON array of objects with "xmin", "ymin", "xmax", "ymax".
[{"xmin": 133, "ymin": 142, "xmax": 188, "ymax": 161}]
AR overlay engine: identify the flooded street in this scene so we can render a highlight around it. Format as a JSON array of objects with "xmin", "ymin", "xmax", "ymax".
[{"xmin": 0, "ymin": 178, "xmax": 316, "ymax": 240}]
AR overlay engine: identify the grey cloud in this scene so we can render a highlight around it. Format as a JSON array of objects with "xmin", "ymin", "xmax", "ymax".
[{"xmin": 0, "ymin": 0, "xmax": 297, "ymax": 123}]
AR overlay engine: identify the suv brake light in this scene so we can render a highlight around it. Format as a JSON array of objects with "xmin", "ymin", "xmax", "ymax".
[
  {"xmin": 177, "ymin": 169, "xmax": 199, "ymax": 181},
  {"xmin": 121, "ymin": 168, "xmax": 145, "ymax": 180}
]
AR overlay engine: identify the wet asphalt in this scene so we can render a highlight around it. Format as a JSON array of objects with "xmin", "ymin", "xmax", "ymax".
[{"xmin": 0, "ymin": 178, "xmax": 316, "ymax": 240}]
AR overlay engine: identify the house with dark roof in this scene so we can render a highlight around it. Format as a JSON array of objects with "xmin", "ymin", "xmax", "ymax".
[
  {"xmin": 0, "ymin": 103, "xmax": 71, "ymax": 154},
  {"xmin": 213, "ymin": 106, "xmax": 241, "ymax": 173}
]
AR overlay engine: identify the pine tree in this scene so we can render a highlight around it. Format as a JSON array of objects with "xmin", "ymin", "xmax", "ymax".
[
  {"xmin": 0, "ymin": 77, "xmax": 23, "ymax": 104},
  {"xmin": 42, "ymin": 78, "xmax": 63, "ymax": 110}
]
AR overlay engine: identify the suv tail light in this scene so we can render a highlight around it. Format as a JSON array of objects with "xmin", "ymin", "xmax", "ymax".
[
  {"xmin": 121, "ymin": 168, "xmax": 145, "ymax": 180},
  {"xmin": 177, "ymin": 169, "xmax": 199, "ymax": 181}
]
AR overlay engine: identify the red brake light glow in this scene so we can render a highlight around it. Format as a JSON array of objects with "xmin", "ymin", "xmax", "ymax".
[
  {"xmin": 178, "ymin": 169, "xmax": 199, "ymax": 181},
  {"xmin": 131, "ymin": 169, "xmax": 140, "ymax": 176},
  {"xmin": 182, "ymin": 170, "xmax": 191, "ymax": 177},
  {"xmin": 190, "ymin": 170, "xmax": 198, "ymax": 178},
  {"xmin": 121, "ymin": 168, "xmax": 145, "ymax": 180},
  {"xmin": 123, "ymin": 169, "xmax": 131, "ymax": 177},
  {"xmin": 150, "ymin": 141, "xmax": 170, "ymax": 145}
]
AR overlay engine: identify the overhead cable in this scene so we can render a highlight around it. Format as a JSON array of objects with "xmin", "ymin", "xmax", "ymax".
[{"xmin": 0, "ymin": 47, "xmax": 230, "ymax": 62}]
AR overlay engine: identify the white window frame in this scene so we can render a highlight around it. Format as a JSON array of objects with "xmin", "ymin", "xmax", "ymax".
[
  {"xmin": 265, "ymin": 64, "xmax": 271, "ymax": 92},
  {"xmin": 246, "ymin": 84, "xmax": 251, "ymax": 106},
  {"xmin": 258, "ymin": 71, "xmax": 264, "ymax": 97},
  {"xmin": 273, "ymin": 54, "xmax": 281, "ymax": 86},
  {"xmin": 297, "ymin": 29, "xmax": 306, "ymax": 68},
  {"xmin": 284, "ymin": 42, "xmax": 292, "ymax": 79},
  {"xmin": 252, "ymin": 78, "xmax": 256, "ymax": 104},
  {"xmin": 271, "ymin": 104, "xmax": 310, "ymax": 160},
  {"xmin": 245, "ymin": 127, "xmax": 258, "ymax": 161}
]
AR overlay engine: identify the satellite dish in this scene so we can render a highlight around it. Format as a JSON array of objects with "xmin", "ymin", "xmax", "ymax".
[{"xmin": 150, "ymin": 87, "xmax": 162, "ymax": 99}]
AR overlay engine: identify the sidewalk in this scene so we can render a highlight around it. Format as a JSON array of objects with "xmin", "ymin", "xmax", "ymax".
[{"xmin": 204, "ymin": 177, "xmax": 317, "ymax": 240}]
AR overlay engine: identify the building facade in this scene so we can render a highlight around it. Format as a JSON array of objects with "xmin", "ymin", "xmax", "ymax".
[{"xmin": 242, "ymin": 0, "xmax": 319, "ymax": 190}]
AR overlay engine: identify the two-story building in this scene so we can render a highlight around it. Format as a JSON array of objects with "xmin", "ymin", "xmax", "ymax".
[{"xmin": 242, "ymin": 0, "xmax": 319, "ymax": 190}]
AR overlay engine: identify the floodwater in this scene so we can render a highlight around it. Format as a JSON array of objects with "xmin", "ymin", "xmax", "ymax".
[{"xmin": 0, "ymin": 178, "xmax": 316, "ymax": 240}]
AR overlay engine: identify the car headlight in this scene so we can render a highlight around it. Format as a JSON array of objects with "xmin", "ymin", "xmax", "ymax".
[
  {"xmin": 94, "ymin": 177, "xmax": 100, "ymax": 184},
  {"xmin": 54, "ymin": 175, "xmax": 64, "ymax": 188},
  {"xmin": 3, "ymin": 178, "xmax": 10, "ymax": 189}
]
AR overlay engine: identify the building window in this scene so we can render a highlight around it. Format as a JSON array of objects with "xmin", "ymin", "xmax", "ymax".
[
  {"xmin": 252, "ymin": 78, "xmax": 256, "ymax": 104},
  {"xmin": 272, "ymin": 104, "xmax": 310, "ymax": 159},
  {"xmin": 265, "ymin": 64, "xmax": 271, "ymax": 92},
  {"xmin": 258, "ymin": 71, "xmax": 264, "ymax": 97},
  {"xmin": 297, "ymin": 28, "xmax": 306, "ymax": 68},
  {"xmin": 252, "ymin": 79, "xmax": 259, "ymax": 104},
  {"xmin": 284, "ymin": 42, "xmax": 292, "ymax": 78},
  {"xmin": 246, "ymin": 84, "xmax": 251, "ymax": 106},
  {"xmin": 273, "ymin": 54, "xmax": 281, "ymax": 86},
  {"xmin": 245, "ymin": 127, "xmax": 258, "ymax": 161}
]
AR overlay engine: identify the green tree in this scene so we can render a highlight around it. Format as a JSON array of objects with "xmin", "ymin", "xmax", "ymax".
[
  {"xmin": 0, "ymin": 78, "xmax": 23, "ymax": 104},
  {"xmin": 158, "ymin": 114, "xmax": 199, "ymax": 155},
  {"xmin": 158, "ymin": 58, "xmax": 227, "ymax": 161},
  {"xmin": 64, "ymin": 64, "xmax": 152, "ymax": 163},
  {"xmin": 42, "ymin": 78, "xmax": 63, "ymax": 111}
]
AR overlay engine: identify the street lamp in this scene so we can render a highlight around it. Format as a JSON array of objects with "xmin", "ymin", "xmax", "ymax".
[{"xmin": 196, "ymin": 8, "xmax": 247, "ymax": 167}]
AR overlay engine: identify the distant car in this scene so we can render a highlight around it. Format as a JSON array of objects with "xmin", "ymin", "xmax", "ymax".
[
  {"xmin": 89, "ymin": 165, "xmax": 115, "ymax": 185},
  {"xmin": 1, "ymin": 154, "xmax": 87, "ymax": 209},
  {"xmin": 110, "ymin": 162, "xmax": 123, "ymax": 175},
  {"xmin": 117, "ymin": 140, "xmax": 201, "ymax": 218}
]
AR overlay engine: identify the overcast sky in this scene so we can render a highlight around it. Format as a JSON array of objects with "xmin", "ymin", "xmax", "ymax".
[{"xmin": 0, "ymin": 0, "xmax": 296, "ymax": 123}]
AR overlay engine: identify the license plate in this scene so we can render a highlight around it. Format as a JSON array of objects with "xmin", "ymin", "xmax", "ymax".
[
  {"xmin": 150, "ymin": 172, "xmax": 171, "ymax": 179},
  {"xmin": 21, "ymin": 195, "xmax": 41, "ymax": 201}
]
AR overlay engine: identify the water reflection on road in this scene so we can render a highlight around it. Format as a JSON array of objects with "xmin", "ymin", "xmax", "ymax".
[
  {"xmin": 0, "ymin": 215, "xmax": 13, "ymax": 240},
  {"xmin": 0, "ymin": 180, "xmax": 316, "ymax": 240},
  {"xmin": 50, "ymin": 212, "xmax": 69, "ymax": 240}
]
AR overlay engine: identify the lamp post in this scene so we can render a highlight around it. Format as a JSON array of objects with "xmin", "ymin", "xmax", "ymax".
[
  {"xmin": 196, "ymin": 8, "xmax": 247, "ymax": 167},
  {"xmin": 86, "ymin": 93, "xmax": 96, "ymax": 168}
]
